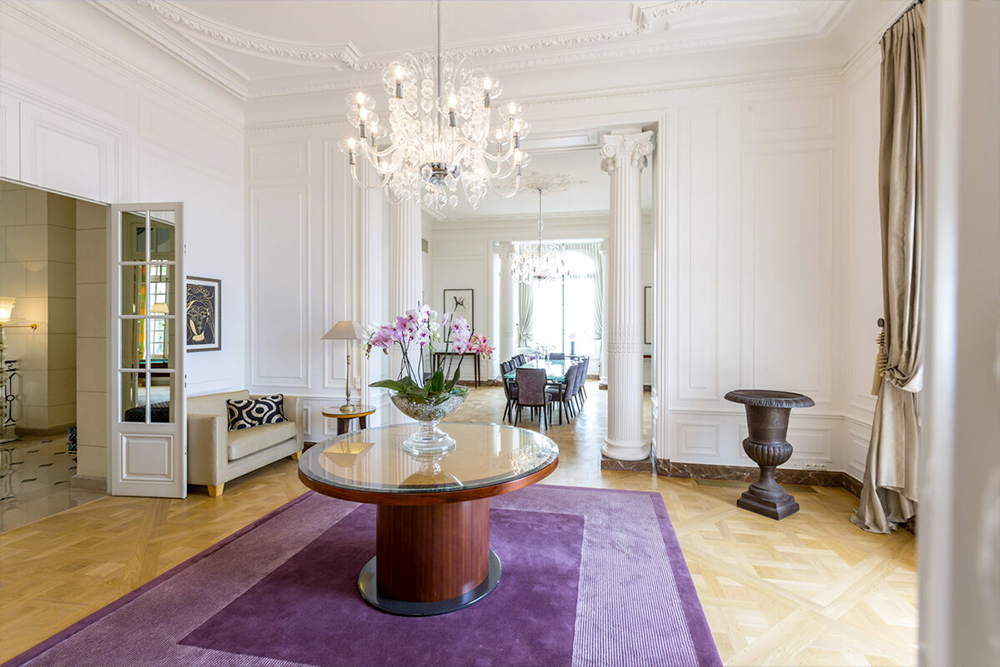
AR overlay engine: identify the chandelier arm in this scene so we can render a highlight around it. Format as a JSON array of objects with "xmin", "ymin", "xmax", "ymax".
[
  {"xmin": 486, "ymin": 172, "xmax": 522, "ymax": 199},
  {"xmin": 349, "ymin": 163, "xmax": 394, "ymax": 191}
]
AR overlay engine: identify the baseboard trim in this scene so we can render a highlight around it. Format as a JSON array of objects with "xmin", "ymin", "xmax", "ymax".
[
  {"xmin": 16, "ymin": 424, "xmax": 74, "ymax": 437},
  {"xmin": 654, "ymin": 459, "xmax": 863, "ymax": 497},
  {"xmin": 70, "ymin": 474, "xmax": 107, "ymax": 493}
]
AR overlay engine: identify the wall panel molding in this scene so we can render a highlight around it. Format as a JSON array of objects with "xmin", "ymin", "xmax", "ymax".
[
  {"xmin": 250, "ymin": 141, "xmax": 311, "ymax": 180},
  {"xmin": 740, "ymin": 147, "xmax": 835, "ymax": 405},
  {"xmin": 19, "ymin": 101, "xmax": 127, "ymax": 202},
  {"xmin": 249, "ymin": 183, "xmax": 311, "ymax": 388}
]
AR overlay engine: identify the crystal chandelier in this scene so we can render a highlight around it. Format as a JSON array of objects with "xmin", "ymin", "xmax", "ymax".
[
  {"xmin": 340, "ymin": 0, "xmax": 530, "ymax": 210},
  {"xmin": 511, "ymin": 188, "xmax": 569, "ymax": 284}
]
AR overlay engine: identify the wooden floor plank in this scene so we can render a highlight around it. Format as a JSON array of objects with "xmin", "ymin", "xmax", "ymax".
[{"xmin": 0, "ymin": 383, "xmax": 917, "ymax": 665}]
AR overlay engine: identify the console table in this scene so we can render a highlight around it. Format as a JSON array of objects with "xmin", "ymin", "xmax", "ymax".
[{"xmin": 432, "ymin": 352, "xmax": 482, "ymax": 387}]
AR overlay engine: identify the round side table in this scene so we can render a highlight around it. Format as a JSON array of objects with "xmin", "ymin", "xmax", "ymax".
[
  {"xmin": 724, "ymin": 389, "xmax": 814, "ymax": 520},
  {"xmin": 322, "ymin": 404, "xmax": 376, "ymax": 435}
]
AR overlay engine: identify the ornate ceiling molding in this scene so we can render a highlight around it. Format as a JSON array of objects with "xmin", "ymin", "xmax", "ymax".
[
  {"xmin": 135, "ymin": 0, "xmax": 361, "ymax": 70},
  {"xmin": 130, "ymin": 0, "xmax": 713, "ymax": 75},
  {"xmin": 518, "ymin": 173, "xmax": 589, "ymax": 194}
]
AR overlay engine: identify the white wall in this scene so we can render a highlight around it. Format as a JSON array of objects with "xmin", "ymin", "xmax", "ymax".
[
  {"xmin": 840, "ymin": 47, "xmax": 884, "ymax": 480},
  {"xmin": 0, "ymin": 2, "xmax": 246, "ymax": 400},
  {"xmin": 244, "ymin": 123, "xmax": 393, "ymax": 441}
]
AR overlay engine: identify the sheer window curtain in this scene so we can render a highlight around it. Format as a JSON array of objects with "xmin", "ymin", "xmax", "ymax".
[
  {"xmin": 517, "ymin": 282, "xmax": 533, "ymax": 347},
  {"xmin": 564, "ymin": 241, "xmax": 605, "ymax": 350},
  {"xmin": 852, "ymin": 2, "xmax": 925, "ymax": 534}
]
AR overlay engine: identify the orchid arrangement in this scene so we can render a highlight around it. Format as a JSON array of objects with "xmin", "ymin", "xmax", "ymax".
[{"xmin": 364, "ymin": 304, "xmax": 494, "ymax": 403}]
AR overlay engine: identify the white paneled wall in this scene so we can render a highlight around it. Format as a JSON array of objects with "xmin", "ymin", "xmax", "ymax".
[
  {"xmin": 840, "ymin": 47, "xmax": 884, "ymax": 477},
  {"xmin": 0, "ymin": 3, "xmax": 246, "ymax": 401},
  {"xmin": 245, "ymin": 124, "xmax": 392, "ymax": 442}
]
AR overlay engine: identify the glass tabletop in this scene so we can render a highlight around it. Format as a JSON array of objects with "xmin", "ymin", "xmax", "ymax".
[
  {"xmin": 299, "ymin": 422, "xmax": 559, "ymax": 495},
  {"xmin": 503, "ymin": 359, "xmax": 570, "ymax": 383}
]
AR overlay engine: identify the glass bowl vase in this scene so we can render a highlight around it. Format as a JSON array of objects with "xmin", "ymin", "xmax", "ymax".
[{"xmin": 389, "ymin": 386, "xmax": 469, "ymax": 454}]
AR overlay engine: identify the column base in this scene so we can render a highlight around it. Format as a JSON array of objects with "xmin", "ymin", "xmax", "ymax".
[
  {"xmin": 600, "ymin": 454, "xmax": 653, "ymax": 472},
  {"xmin": 601, "ymin": 440, "xmax": 650, "ymax": 462}
]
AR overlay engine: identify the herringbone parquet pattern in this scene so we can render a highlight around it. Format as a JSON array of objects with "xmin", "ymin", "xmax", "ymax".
[{"xmin": 0, "ymin": 384, "xmax": 917, "ymax": 665}]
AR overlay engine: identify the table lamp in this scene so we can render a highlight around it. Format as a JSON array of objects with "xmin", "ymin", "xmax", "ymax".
[{"xmin": 322, "ymin": 320, "xmax": 366, "ymax": 412}]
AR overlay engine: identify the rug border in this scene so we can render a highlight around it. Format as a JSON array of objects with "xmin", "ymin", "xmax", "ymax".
[
  {"xmin": 540, "ymin": 483, "xmax": 722, "ymax": 667},
  {"xmin": 4, "ymin": 484, "xmax": 721, "ymax": 667},
  {"xmin": 1, "ymin": 492, "xmax": 318, "ymax": 667}
]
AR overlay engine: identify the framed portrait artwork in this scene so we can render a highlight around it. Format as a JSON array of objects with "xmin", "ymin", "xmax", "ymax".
[
  {"xmin": 186, "ymin": 277, "xmax": 221, "ymax": 352},
  {"xmin": 443, "ymin": 289, "xmax": 474, "ymax": 330}
]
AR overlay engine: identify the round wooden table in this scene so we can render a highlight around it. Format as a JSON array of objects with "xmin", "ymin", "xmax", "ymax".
[
  {"xmin": 321, "ymin": 404, "xmax": 376, "ymax": 435},
  {"xmin": 298, "ymin": 422, "xmax": 559, "ymax": 616}
]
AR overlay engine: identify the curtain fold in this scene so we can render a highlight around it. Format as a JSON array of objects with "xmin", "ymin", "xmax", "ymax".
[
  {"xmin": 564, "ymin": 241, "xmax": 605, "ymax": 342},
  {"xmin": 852, "ymin": 3, "xmax": 925, "ymax": 534},
  {"xmin": 518, "ymin": 281, "xmax": 533, "ymax": 346}
]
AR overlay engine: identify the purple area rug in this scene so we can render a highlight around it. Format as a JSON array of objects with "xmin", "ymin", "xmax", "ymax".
[{"xmin": 5, "ymin": 485, "xmax": 721, "ymax": 667}]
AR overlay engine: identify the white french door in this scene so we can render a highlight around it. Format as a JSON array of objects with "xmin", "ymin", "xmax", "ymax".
[{"xmin": 109, "ymin": 203, "xmax": 186, "ymax": 498}]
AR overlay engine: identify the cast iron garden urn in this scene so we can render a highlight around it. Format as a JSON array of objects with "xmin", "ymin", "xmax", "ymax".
[{"xmin": 724, "ymin": 389, "xmax": 815, "ymax": 520}]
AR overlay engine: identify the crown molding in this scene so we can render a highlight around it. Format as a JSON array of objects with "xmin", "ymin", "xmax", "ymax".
[
  {"xmin": 3, "ymin": 1, "xmax": 244, "ymax": 132},
  {"xmin": 91, "ymin": 0, "xmax": 249, "ymax": 100},
  {"xmin": 135, "ymin": 0, "xmax": 361, "ymax": 70},
  {"xmin": 90, "ymin": 0, "xmax": 854, "ymax": 104}
]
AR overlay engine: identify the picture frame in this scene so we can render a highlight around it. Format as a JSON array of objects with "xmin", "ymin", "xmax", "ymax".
[
  {"xmin": 644, "ymin": 286, "xmax": 653, "ymax": 345},
  {"xmin": 443, "ymin": 288, "xmax": 474, "ymax": 331},
  {"xmin": 186, "ymin": 276, "xmax": 222, "ymax": 352}
]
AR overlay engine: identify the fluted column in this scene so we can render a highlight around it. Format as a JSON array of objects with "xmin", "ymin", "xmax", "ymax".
[
  {"xmin": 494, "ymin": 242, "xmax": 516, "ymax": 371},
  {"xmin": 389, "ymin": 198, "xmax": 422, "ymax": 422},
  {"xmin": 601, "ymin": 131, "xmax": 653, "ymax": 461},
  {"xmin": 390, "ymin": 197, "xmax": 422, "ymax": 314}
]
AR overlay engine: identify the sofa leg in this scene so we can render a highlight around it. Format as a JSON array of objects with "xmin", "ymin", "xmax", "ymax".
[
  {"xmin": 291, "ymin": 451, "xmax": 302, "ymax": 461},
  {"xmin": 207, "ymin": 483, "xmax": 225, "ymax": 498}
]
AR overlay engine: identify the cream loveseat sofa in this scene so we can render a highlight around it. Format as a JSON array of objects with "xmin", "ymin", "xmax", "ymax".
[{"xmin": 187, "ymin": 390, "xmax": 304, "ymax": 497}]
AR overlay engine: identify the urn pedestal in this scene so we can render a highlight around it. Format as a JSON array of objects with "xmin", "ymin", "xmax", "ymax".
[{"xmin": 724, "ymin": 389, "xmax": 815, "ymax": 520}]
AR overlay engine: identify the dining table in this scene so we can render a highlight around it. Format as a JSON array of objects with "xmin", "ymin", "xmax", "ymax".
[{"xmin": 502, "ymin": 359, "xmax": 570, "ymax": 384}]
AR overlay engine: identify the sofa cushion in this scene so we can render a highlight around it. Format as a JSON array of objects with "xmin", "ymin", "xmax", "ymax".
[
  {"xmin": 227, "ymin": 395, "xmax": 287, "ymax": 431},
  {"xmin": 227, "ymin": 420, "xmax": 298, "ymax": 461}
]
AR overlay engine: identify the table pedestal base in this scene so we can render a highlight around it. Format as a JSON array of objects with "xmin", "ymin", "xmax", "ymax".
[{"xmin": 358, "ymin": 550, "xmax": 501, "ymax": 616}]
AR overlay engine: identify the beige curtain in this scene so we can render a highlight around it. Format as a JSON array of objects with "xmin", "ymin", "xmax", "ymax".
[{"xmin": 852, "ymin": 3, "xmax": 925, "ymax": 534}]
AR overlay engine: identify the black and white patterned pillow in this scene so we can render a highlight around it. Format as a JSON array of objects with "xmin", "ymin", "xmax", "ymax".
[{"xmin": 226, "ymin": 395, "xmax": 288, "ymax": 431}]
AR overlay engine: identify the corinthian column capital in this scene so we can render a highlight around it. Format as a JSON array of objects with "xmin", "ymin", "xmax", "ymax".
[
  {"xmin": 600, "ymin": 131, "xmax": 655, "ymax": 173},
  {"xmin": 493, "ymin": 241, "xmax": 515, "ymax": 260}
]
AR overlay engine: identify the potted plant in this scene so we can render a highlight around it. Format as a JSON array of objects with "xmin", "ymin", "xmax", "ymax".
[{"xmin": 364, "ymin": 304, "xmax": 493, "ymax": 452}]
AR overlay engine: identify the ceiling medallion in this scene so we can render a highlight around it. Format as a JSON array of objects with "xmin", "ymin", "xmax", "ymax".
[
  {"xmin": 340, "ymin": 0, "xmax": 529, "ymax": 210},
  {"xmin": 511, "ymin": 188, "xmax": 569, "ymax": 284}
]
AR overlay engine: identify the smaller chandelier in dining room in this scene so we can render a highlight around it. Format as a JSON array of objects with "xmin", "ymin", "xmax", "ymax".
[
  {"xmin": 340, "ymin": 0, "xmax": 530, "ymax": 210},
  {"xmin": 511, "ymin": 188, "xmax": 569, "ymax": 284}
]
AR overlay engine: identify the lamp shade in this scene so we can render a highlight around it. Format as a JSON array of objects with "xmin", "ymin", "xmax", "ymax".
[
  {"xmin": 322, "ymin": 320, "xmax": 366, "ymax": 340},
  {"xmin": 0, "ymin": 297, "xmax": 15, "ymax": 324},
  {"xmin": 151, "ymin": 302, "xmax": 170, "ymax": 315}
]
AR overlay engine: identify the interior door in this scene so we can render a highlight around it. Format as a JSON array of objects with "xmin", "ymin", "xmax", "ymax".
[{"xmin": 109, "ymin": 204, "xmax": 186, "ymax": 498}]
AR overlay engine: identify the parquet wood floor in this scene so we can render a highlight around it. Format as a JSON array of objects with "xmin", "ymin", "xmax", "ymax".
[{"xmin": 0, "ymin": 382, "xmax": 917, "ymax": 666}]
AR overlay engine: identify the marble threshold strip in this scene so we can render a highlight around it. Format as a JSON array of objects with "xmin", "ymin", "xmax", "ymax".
[{"xmin": 600, "ymin": 455, "xmax": 864, "ymax": 499}]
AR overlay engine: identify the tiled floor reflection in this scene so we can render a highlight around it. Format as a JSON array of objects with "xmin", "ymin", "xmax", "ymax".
[{"xmin": 0, "ymin": 435, "xmax": 106, "ymax": 533}]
